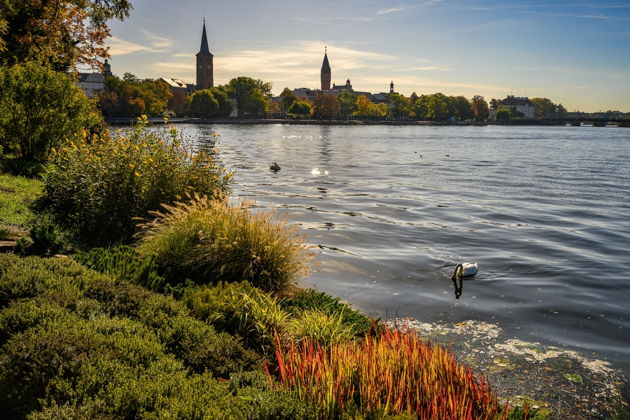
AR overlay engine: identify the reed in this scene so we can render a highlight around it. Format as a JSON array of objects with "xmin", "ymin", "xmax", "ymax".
[{"xmin": 268, "ymin": 326, "xmax": 508, "ymax": 419}]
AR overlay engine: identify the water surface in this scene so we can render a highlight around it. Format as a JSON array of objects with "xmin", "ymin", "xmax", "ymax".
[{"xmin": 174, "ymin": 124, "xmax": 630, "ymax": 376}]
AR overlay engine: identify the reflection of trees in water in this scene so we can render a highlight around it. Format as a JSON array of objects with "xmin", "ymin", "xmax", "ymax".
[{"xmin": 319, "ymin": 125, "xmax": 332, "ymax": 165}]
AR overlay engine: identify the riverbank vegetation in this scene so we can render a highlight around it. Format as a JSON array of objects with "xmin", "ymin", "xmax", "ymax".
[{"xmin": 0, "ymin": 1, "xmax": 550, "ymax": 417}]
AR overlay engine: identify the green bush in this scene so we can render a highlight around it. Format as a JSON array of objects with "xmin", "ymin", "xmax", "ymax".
[
  {"xmin": 37, "ymin": 121, "xmax": 232, "ymax": 246},
  {"xmin": 136, "ymin": 294, "xmax": 258, "ymax": 377},
  {"xmin": 74, "ymin": 245, "xmax": 165, "ymax": 291},
  {"xmin": 184, "ymin": 280, "xmax": 257, "ymax": 334},
  {"xmin": 13, "ymin": 214, "xmax": 68, "ymax": 256},
  {"xmin": 0, "ymin": 61, "xmax": 102, "ymax": 163},
  {"xmin": 136, "ymin": 194, "xmax": 311, "ymax": 291},
  {"xmin": 282, "ymin": 288, "xmax": 376, "ymax": 337},
  {"xmin": 289, "ymin": 309, "xmax": 356, "ymax": 347}
]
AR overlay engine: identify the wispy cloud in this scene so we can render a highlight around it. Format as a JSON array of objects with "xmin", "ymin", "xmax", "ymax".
[
  {"xmin": 377, "ymin": 6, "xmax": 408, "ymax": 15},
  {"xmin": 108, "ymin": 30, "xmax": 174, "ymax": 56},
  {"xmin": 140, "ymin": 29, "xmax": 174, "ymax": 49},
  {"xmin": 107, "ymin": 36, "xmax": 161, "ymax": 55}
]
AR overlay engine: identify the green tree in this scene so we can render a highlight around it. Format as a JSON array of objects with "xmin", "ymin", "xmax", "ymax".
[
  {"xmin": 0, "ymin": 0, "xmax": 132, "ymax": 70},
  {"xmin": 530, "ymin": 97, "xmax": 566, "ymax": 118},
  {"xmin": 0, "ymin": 61, "xmax": 101, "ymax": 162},
  {"xmin": 288, "ymin": 100, "xmax": 312, "ymax": 118},
  {"xmin": 354, "ymin": 95, "xmax": 386, "ymax": 118},
  {"xmin": 189, "ymin": 89, "xmax": 219, "ymax": 117},
  {"xmin": 313, "ymin": 93, "xmax": 340, "ymax": 119},
  {"xmin": 227, "ymin": 77, "xmax": 271, "ymax": 117},
  {"xmin": 425, "ymin": 93, "xmax": 449, "ymax": 120},
  {"xmin": 279, "ymin": 87, "xmax": 297, "ymax": 112},
  {"xmin": 471, "ymin": 95, "xmax": 489, "ymax": 121},
  {"xmin": 451, "ymin": 96, "xmax": 473, "ymax": 121},
  {"xmin": 97, "ymin": 75, "xmax": 171, "ymax": 117},
  {"xmin": 386, "ymin": 93, "xmax": 411, "ymax": 120},
  {"xmin": 337, "ymin": 91, "xmax": 357, "ymax": 119},
  {"xmin": 210, "ymin": 87, "xmax": 232, "ymax": 116}
]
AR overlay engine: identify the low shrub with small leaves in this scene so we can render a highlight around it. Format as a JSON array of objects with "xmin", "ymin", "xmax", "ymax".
[
  {"xmin": 136, "ymin": 194, "xmax": 311, "ymax": 291},
  {"xmin": 37, "ymin": 120, "xmax": 231, "ymax": 246},
  {"xmin": 74, "ymin": 245, "xmax": 165, "ymax": 291},
  {"xmin": 0, "ymin": 254, "xmax": 269, "ymax": 418}
]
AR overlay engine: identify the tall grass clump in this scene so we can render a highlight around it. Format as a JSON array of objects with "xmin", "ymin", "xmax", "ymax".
[
  {"xmin": 37, "ymin": 119, "xmax": 231, "ymax": 246},
  {"xmin": 136, "ymin": 194, "xmax": 311, "ymax": 292},
  {"xmin": 269, "ymin": 326, "xmax": 505, "ymax": 419}
]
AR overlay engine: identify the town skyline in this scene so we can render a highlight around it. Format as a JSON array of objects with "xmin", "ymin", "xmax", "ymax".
[{"xmin": 105, "ymin": 0, "xmax": 630, "ymax": 112}]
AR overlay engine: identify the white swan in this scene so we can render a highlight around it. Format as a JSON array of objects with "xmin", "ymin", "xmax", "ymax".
[{"xmin": 451, "ymin": 262, "xmax": 478, "ymax": 280}]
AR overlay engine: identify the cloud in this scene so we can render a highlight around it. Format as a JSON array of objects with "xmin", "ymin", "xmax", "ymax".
[
  {"xmin": 140, "ymin": 29, "xmax": 174, "ymax": 49},
  {"xmin": 377, "ymin": 7, "xmax": 407, "ymax": 15},
  {"xmin": 107, "ymin": 36, "xmax": 161, "ymax": 55}
]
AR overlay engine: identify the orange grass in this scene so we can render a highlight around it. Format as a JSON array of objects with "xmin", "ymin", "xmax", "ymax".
[{"xmin": 267, "ymin": 326, "xmax": 511, "ymax": 419}]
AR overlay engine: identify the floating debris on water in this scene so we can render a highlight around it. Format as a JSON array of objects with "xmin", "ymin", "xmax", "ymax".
[{"xmin": 387, "ymin": 317, "xmax": 627, "ymax": 419}]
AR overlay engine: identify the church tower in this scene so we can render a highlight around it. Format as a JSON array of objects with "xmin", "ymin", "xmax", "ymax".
[
  {"xmin": 320, "ymin": 47, "xmax": 331, "ymax": 91},
  {"xmin": 196, "ymin": 20, "xmax": 214, "ymax": 90}
]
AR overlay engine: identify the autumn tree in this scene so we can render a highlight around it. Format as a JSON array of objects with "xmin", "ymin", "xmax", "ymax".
[
  {"xmin": 97, "ymin": 74, "xmax": 171, "ymax": 117},
  {"xmin": 338, "ymin": 91, "xmax": 357, "ymax": 119},
  {"xmin": 313, "ymin": 93, "xmax": 340, "ymax": 119},
  {"xmin": 471, "ymin": 95, "xmax": 489, "ymax": 121},
  {"xmin": 168, "ymin": 91, "xmax": 188, "ymax": 116},
  {"xmin": 227, "ymin": 76, "xmax": 271, "ymax": 117},
  {"xmin": 0, "ymin": 0, "xmax": 132, "ymax": 71}
]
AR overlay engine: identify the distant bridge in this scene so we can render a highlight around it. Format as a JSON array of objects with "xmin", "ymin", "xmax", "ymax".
[{"xmin": 540, "ymin": 114, "xmax": 630, "ymax": 127}]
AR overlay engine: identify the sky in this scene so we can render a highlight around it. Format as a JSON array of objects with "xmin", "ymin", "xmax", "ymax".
[{"xmin": 104, "ymin": 0, "xmax": 630, "ymax": 112}]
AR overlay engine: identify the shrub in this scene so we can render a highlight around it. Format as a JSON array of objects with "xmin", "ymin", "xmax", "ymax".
[
  {"xmin": 74, "ymin": 245, "xmax": 165, "ymax": 291},
  {"xmin": 0, "ymin": 61, "xmax": 102, "ymax": 162},
  {"xmin": 137, "ymin": 294, "xmax": 258, "ymax": 377},
  {"xmin": 37, "ymin": 121, "xmax": 231, "ymax": 246},
  {"xmin": 289, "ymin": 309, "xmax": 356, "ymax": 347},
  {"xmin": 184, "ymin": 280, "xmax": 258, "ymax": 334},
  {"xmin": 13, "ymin": 214, "xmax": 68, "ymax": 256},
  {"xmin": 282, "ymin": 288, "xmax": 376, "ymax": 337},
  {"xmin": 136, "ymin": 194, "xmax": 311, "ymax": 291},
  {"xmin": 269, "ymin": 326, "xmax": 502, "ymax": 419}
]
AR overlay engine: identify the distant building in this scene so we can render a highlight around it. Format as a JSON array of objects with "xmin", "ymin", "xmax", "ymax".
[
  {"xmin": 332, "ymin": 79, "xmax": 352, "ymax": 92},
  {"xmin": 159, "ymin": 78, "xmax": 195, "ymax": 95},
  {"xmin": 492, "ymin": 95, "xmax": 536, "ymax": 119},
  {"xmin": 77, "ymin": 72, "xmax": 105, "ymax": 98},
  {"xmin": 196, "ymin": 19, "xmax": 214, "ymax": 90}
]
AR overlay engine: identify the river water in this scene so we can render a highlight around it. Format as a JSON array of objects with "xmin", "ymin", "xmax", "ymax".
[{"xmin": 173, "ymin": 123, "xmax": 630, "ymax": 377}]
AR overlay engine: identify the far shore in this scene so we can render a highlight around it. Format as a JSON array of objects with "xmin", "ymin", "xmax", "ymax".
[{"xmin": 106, "ymin": 117, "xmax": 630, "ymax": 127}]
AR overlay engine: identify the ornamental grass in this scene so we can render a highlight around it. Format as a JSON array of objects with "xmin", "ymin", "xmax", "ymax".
[
  {"xmin": 268, "ymin": 326, "xmax": 508, "ymax": 420},
  {"xmin": 38, "ymin": 119, "xmax": 231, "ymax": 246},
  {"xmin": 136, "ymin": 194, "xmax": 311, "ymax": 292}
]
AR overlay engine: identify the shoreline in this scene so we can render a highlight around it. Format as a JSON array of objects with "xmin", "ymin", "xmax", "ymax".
[{"xmin": 106, "ymin": 117, "xmax": 630, "ymax": 128}]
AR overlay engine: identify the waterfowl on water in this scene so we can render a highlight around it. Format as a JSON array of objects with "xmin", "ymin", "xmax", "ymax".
[
  {"xmin": 451, "ymin": 262, "xmax": 478, "ymax": 280},
  {"xmin": 270, "ymin": 162, "xmax": 281, "ymax": 172}
]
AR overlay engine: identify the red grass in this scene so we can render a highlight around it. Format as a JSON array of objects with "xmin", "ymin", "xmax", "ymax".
[{"xmin": 267, "ymin": 326, "xmax": 509, "ymax": 419}]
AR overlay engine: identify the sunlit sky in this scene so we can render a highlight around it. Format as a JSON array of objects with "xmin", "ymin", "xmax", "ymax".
[{"xmin": 105, "ymin": 0, "xmax": 630, "ymax": 112}]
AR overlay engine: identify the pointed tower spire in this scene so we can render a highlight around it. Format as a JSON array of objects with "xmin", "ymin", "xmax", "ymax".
[
  {"xmin": 320, "ymin": 46, "xmax": 331, "ymax": 91},
  {"xmin": 196, "ymin": 20, "xmax": 214, "ymax": 90},
  {"xmin": 198, "ymin": 19, "xmax": 211, "ymax": 56}
]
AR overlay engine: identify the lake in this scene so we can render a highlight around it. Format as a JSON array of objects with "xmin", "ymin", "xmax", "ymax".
[{"xmin": 172, "ymin": 123, "xmax": 630, "ymax": 377}]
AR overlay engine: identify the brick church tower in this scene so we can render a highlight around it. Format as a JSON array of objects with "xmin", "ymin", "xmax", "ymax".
[
  {"xmin": 196, "ymin": 20, "xmax": 213, "ymax": 90},
  {"xmin": 320, "ymin": 47, "xmax": 331, "ymax": 91}
]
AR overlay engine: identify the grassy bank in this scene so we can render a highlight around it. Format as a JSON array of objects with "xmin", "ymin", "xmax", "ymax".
[{"xmin": 0, "ymin": 173, "xmax": 41, "ymax": 227}]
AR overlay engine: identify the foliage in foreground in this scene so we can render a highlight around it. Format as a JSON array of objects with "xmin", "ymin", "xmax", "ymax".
[
  {"xmin": 136, "ymin": 194, "xmax": 311, "ymax": 292},
  {"xmin": 0, "ymin": 173, "xmax": 42, "ymax": 227},
  {"xmin": 37, "ymin": 121, "xmax": 231, "ymax": 246},
  {"xmin": 185, "ymin": 282, "xmax": 374, "ymax": 353},
  {"xmin": 0, "ymin": 254, "xmax": 322, "ymax": 419},
  {"xmin": 0, "ymin": 61, "xmax": 101, "ymax": 162},
  {"xmin": 269, "ymin": 327, "xmax": 505, "ymax": 420}
]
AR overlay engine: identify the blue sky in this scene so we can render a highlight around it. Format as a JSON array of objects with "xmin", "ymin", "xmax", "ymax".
[{"xmin": 105, "ymin": 0, "xmax": 630, "ymax": 112}]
